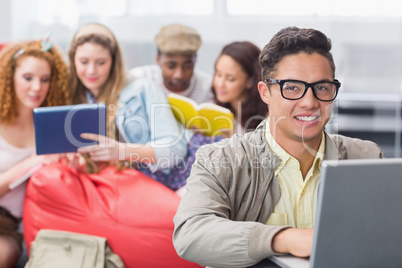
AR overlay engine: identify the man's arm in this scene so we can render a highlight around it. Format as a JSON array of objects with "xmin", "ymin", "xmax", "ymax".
[
  {"xmin": 173, "ymin": 145, "xmax": 289, "ymax": 267},
  {"xmin": 272, "ymin": 228, "xmax": 314, "ymax": 257}
]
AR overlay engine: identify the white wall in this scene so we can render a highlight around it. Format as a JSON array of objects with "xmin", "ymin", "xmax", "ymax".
[
  {"xmin": 3, "ymin": 0, "xmax": 402, "ymax": 94},
  {"xmin": 0, "ymin": 0, "xmax": 11, "ymax": 41}
]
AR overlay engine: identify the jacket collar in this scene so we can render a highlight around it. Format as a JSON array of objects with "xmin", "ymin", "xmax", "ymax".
[
  {"xmin": 251, "ymin": 118, "xmax": 340, "ymax": 165},
  {"xmin": 249, "ymin": 119, "xmax": 281, "ymax": 171},
  {"xmin": 324, "ymin": 132, "xmax": 341, "ymax": 160}
]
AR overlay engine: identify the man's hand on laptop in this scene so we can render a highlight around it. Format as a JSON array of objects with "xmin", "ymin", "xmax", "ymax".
[{"xmin": 272, "ymin": 228, "xmax": 313, "ymax": 257}]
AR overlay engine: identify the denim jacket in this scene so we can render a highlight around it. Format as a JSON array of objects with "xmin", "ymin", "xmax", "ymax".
[{"xmin": 116, "ymin": 78, "xmax": 192, "ymax": 173}]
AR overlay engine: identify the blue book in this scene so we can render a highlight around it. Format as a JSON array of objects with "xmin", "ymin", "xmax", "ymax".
[{"xmin": 33, "ymin": 103, "xmax": 107, "ymax": 155}]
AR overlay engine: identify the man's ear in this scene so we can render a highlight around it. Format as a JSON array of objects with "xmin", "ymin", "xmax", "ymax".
[{"xmin": 258, "ymin": 81, "xmax": 271, "ymax": 105}]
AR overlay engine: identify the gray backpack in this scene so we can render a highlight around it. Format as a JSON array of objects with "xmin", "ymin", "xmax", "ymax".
[{"xmin": 25, "ymin": 229, "xmax": 125, "ymax": 268}]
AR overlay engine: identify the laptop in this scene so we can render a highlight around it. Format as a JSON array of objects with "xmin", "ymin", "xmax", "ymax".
[
  {"xmin": 34, "ymin": 103, "xmax": 107, "ymax": 155},
  {"xmin": 269, "ymin": 158, "xmax": 402, "ymax": 268}
]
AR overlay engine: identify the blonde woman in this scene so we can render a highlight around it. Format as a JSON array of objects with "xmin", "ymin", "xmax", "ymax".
[{"xmin": 68, "ymin": 23, "xmax": 189, "ymax": 187}]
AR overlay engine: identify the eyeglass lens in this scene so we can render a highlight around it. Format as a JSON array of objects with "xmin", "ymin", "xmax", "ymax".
[{"xmin": 282, "ymin": 81, "xmax": 337, "ymax": 100}]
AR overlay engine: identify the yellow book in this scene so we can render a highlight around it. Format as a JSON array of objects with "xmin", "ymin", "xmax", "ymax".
[{"xmin": 168, "ymin": 93, "xmax": 234, "ymax": 137}]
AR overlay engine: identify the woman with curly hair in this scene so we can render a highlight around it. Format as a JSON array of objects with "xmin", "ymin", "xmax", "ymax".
[{"xmin": 0, "ymin": 38, "xmax": 69, "ymax": 267}]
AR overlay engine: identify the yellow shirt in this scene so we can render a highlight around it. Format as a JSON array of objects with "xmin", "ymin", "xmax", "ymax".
[{"xmin": 265, "ymin": 123, "xmax": 325, "ymax": 228}]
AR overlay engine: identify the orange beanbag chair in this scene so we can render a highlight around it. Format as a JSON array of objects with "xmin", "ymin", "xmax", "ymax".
[{"xmin": 23, "ymin": 163, "xmax": 200, "ymax": 268}]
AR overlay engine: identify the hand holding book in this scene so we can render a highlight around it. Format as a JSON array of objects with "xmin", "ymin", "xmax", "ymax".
[{"xmin": 168, "ymin": 93, "xmax": 234, "ymax": 137}]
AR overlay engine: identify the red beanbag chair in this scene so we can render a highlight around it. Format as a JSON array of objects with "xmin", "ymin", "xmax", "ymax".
[{"xmin": 23, "ymin": 163, "xmax": 200, "ymax": 268}]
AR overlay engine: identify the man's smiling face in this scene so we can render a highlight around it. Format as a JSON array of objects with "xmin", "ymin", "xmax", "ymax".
[{"xmin": 259, "ymin": 52, "xmax": 335, "ymax": 146}]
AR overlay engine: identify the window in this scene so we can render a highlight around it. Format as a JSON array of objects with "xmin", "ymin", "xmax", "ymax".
[
  {"xmin": 127, "ymin": 0, "xmax": 213, "ymax": 16},
  {"xmin": 227, "ymin": 0, "xmax": 402, "ymax": 16},
  {"xmin": 76, "ymin": 0, "xmax": 126, "ymax": 16},
  {"xmin": 37, "ymin": 0, "xmax": 126, "ymax": 27}
]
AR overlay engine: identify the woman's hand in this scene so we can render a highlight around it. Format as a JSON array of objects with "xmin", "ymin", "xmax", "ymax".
[
  {"xmin": 78, "ymin": 133, "xmax": 127, "ymax": 162},
  {"xmin": 218, "ymin": 128, "xmax": 234, "ymax": 138},
  {"xmin": 32, "ymin": 153, "xmax": 85, "ymax": 171},
  {"xmin": 58, "ymin": 153, "xmax": 86, "ymax": 170},
  {"xmin": 38, "ymin": 154, "xmax": 62, "ymax": 165}
]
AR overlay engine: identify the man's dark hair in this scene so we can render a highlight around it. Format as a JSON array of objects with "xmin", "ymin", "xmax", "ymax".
[{"xmin": 259, "ymin": 26, "xmax": 335, "ymax": 79}]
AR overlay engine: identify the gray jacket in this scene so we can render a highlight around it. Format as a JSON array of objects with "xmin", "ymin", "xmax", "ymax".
[{"xmin": 173, "ymin": 120, "xmax": 383, "ymax": 268}]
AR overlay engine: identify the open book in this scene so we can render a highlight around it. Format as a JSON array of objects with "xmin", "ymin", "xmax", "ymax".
[
  {"xmin": 168, "ymin": 93, "xmax": 234, "ymax": 137},
  {"xmin": 9, "ymin": 164, "xmax": 43, "ymax": 190}
]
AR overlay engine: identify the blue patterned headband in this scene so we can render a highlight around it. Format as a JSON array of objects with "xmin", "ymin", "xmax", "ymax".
[
  {"xmin": 40, "ymin": 34, "xmax": 52, "ymax": 51},
  {"xmin": 13, "ymin": 33, "xmax": 53, "ymax": 60}
]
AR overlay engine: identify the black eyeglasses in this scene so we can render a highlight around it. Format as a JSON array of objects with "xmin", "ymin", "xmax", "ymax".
[{"xmin": 264, "ymin": 78, "xmax": 341, "ymax": 102}]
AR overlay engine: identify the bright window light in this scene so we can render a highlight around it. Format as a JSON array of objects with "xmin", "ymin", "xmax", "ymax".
[
  {"xmin": 37, "ymin": 0, "xmax": 79, "ymax": 27},
  {"xmin": 227, "ymin": 0, "xmax": 402, "ymax": 16},
  {"xmin": 37, "ymin": 0, "xmax": 126, "ymax": 28},
  {"xmin": 128, "ymin": 0, "xmax": 214, "ymax": 16},
  {"xmin": 77, "ymin": 0, "xmax": 126, "ymax": 16}
]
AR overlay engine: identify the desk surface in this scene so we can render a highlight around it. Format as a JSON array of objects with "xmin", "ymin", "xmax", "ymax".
[{"xmin": 248, "ymin": 258, "xmax": 280, "ymax": 268}]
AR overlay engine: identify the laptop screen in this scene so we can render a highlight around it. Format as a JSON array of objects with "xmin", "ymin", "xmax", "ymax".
[{"xmin": 311, "ymin": 158, "xmax": 402, "ymax": 268}]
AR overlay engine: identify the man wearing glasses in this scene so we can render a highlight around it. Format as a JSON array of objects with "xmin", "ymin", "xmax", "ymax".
[{"xmin": 173, "ymin": 26, "xmax": 383, "ymax": 267}]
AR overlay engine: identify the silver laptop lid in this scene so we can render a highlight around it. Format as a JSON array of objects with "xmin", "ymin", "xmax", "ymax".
[{"xmin": 311, "ymin": 158, "xmax": 402, "ymax": 268}]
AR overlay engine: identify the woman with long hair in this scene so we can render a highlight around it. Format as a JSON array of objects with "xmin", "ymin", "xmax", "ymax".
[
  {"xmin": 212, "ymin": 41, "xmax": 268, "ymax": 134},
  {"xmin": 0, "ymin": 38, "xmax": 69, "ymax": 267},
  {"xmin": 68, "ymin": 23, "xmax": 189, "ymax": 186}
]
